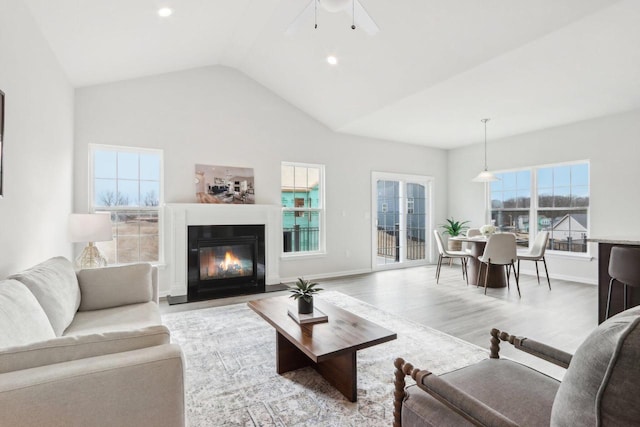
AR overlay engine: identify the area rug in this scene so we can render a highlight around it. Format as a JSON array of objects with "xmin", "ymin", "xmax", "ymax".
[{"xmin": 162, "ymin": 291, "xmax": 489, "ymax": 426}]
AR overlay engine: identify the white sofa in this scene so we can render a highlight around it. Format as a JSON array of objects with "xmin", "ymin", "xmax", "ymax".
[{"xmin": 0, "ymin": 257, "xmax": 185, "ymax": 427}]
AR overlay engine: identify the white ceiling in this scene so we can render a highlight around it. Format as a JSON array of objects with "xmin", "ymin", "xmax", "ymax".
[{"xmin": 23, "ymin": 0, "xmax": 640, "ymax": 148}]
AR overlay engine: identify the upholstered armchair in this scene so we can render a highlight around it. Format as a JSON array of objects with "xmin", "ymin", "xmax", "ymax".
[{"xmin": 394, "ymin": 306, "xmax": 640, "ymax": 426}]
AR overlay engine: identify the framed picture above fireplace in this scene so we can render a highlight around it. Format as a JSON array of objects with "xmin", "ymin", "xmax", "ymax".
[
  {"xmin": 195, "ymin": 164, "xmax": 255, "ymax": 204},
  {"xmin": 0, "ymin": 89, "xmax": 4, "ymax": 198}
]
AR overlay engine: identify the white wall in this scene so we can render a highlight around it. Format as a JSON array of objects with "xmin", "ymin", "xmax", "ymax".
[
  {"xmin": 448, "ymin": 109, "xmax": 640, "ymax": 284},
  {"xmin": 74, "ymin": 66, "xmax": 448, "ymax": 294},
  {"xmin": 0, "ymin": 0, "xmax": 74, "ymax": 277}
]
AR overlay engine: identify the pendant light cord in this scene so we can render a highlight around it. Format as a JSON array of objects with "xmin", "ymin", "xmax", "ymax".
[{"xmin": 482, "ymin": 118, "xmax": 490, "ymax": 171}]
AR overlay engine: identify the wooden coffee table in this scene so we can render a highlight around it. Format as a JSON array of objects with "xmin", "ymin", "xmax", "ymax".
[{"xmin": 247, "ymin": 295, "xmax": 397, "ymax": 402}]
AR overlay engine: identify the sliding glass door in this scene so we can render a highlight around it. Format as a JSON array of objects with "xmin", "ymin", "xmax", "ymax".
[{"xmin": 372, "ymin": 172, "xmax": 432, "ymax": 269}]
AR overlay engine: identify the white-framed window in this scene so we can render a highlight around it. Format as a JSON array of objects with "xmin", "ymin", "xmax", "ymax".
[
  {"xmin": 281, "ymin": 162, "xmax": 325, "ymax": 255},
  {"xmin": 490, "ymin": 161, "xmax": 589, "ymax": 254},
  {"xmin": 89, "ymin": 144, "xmax": 163, "ymax": 264}
]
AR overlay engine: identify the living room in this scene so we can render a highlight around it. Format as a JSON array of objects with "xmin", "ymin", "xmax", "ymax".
[{"xmin": 1, "ymin": 0, "xmax": 640, "ymax": 426}]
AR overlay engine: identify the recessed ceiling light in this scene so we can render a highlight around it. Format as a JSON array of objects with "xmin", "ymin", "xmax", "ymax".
[
  {"xmin": 327, "ymin": 56, "xmax": 338, "ymax": 66},
  {"xmin": 158, "ymin": 7, "xmax": 173, "ymax": 17}
]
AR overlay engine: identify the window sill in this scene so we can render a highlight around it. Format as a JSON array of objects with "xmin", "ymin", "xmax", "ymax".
[{"xmin": 280, "ymin": 252, "xmax": 327, "ymax": 261}]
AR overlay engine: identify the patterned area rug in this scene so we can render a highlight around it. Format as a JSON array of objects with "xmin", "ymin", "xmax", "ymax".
[{"xmin": 162, "ymin": 291, "xmax": 489, "ymax": 426}]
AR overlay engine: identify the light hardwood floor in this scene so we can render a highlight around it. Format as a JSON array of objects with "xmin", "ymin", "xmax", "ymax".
[{"xmin": 161, "ymin": 264, "xmax": 597, "ymax": 379}]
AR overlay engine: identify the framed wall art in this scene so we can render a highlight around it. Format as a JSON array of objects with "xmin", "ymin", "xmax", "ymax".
[{"xmin": 194, "ymin": 164, "xmax": 255, "ymax": 204}]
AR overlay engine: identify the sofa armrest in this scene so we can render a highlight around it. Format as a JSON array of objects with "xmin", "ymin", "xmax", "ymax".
[
  {"xmin": 77, "ymin": 263, "xmax": 156, "ymax": 311},
  {"xmin": 494, "ymin": 329, "xmax": 572, "ymax": 369},
  {"xmin": 0, "ymin": 325, "xmax": 170, "ymax": 374},
  {"xmin": 394, "ymin": 358, "xmax": 519, "ymax": 427},
  {"xmin": 0, "ymin": 344, "xmax": 185, "ymax": 427}
]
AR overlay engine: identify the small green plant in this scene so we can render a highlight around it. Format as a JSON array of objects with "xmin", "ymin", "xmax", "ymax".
[
  {"xmin": 289, "ymin": 277, "xmax": 323, "ymax": 303},
  {"xmin": 440, "ymin": 217, "xmax": 470, "ymax": 237}
]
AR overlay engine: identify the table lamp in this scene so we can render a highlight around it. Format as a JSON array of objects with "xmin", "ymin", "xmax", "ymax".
[{"xmin": 68, "ymin": 213, "xmax": 113, "ymax": 269}]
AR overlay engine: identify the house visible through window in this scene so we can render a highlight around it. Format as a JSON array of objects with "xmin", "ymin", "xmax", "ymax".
[
  {"xmin": 90, "ymin": 145, "xmax": 163, "ymax": 264},
  {"xmin": 281, "ymin": 162, "xmax": 324, "ymax": 254},
  {"xmin": 490, "ymin": 161, "xmax": 589, "ymax": 254}
]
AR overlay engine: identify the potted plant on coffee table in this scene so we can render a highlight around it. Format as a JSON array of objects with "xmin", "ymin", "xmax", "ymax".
[
  {"xmin": 289, "ymin": 277, "xmax": 323, "ymax": 314},
  {"xmin": 440, "ymin": 217, "xmax": 470, "ymax": 251}
]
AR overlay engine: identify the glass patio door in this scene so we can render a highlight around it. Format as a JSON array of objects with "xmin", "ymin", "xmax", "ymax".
[{"xmin": 372, "ymin": 172, "xmax": 431, "ymax": 269}]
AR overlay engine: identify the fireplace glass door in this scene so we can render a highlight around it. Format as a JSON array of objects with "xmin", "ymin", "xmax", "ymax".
[{"xmin": 199, "ymin": 243, "xmax": 254, "ymax": 281}]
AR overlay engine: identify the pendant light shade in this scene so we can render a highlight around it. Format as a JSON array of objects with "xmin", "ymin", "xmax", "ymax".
[{"xmin": 472, "ymin": 118, "xmax": 499, "ymax": 183}]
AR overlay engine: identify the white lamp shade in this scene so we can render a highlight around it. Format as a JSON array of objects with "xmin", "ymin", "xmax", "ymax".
[
  {"xmin": 321, "ymin": 0, "xmax": 351, "ymax": 12},
  {"xmin": 68, "ymin": 213, "xmax": 113, "ymax": 243},
  {"xmin": 472, "ymin": 170, "xmax": 499, "ymax": 182}
]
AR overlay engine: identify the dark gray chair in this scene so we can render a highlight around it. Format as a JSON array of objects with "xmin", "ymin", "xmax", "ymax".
[
  {"xmin": 606, "ymin": 246, "xmax": 640, "ymax": 319},
  {"xmin": 394, "ymin": 306, "xmax": 640, "ymax": 426}
]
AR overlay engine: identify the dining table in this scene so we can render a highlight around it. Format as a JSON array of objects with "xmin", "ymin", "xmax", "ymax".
[{"xmin": 450, "ymin": 234, "xmax": 514, "ymax": 288}]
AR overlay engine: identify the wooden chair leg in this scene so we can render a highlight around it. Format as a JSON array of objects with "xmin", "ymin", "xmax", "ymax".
[
  {"xmin": 542, "ymin": 257, "xmax": 551, "ymax": 290},
  {"xmin": 476, "ymin": 263, "xmax": 482, "ymax": 288}
]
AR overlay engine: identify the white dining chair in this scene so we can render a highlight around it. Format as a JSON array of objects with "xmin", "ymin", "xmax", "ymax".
[
  {"xmin": 517, "ymin": 231, "xmax": 551, "ymax": 290},
  {"xmin": 477, "ymin": 233, "xmax": 520, "ymax": 297},
  {"xmin": 433, "ymin": 230, "xmax": 469, "ymax": 285}
]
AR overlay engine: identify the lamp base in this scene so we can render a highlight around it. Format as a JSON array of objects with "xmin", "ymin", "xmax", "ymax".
[{"xmin": 75, "ymin": 242, "xmax": 107, "ymax": 269}]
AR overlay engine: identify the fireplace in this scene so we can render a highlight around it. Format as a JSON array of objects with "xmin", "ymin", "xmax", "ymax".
[{"xmin": 187, "ymin": 224, "xmax": 265, "ymax": 300}]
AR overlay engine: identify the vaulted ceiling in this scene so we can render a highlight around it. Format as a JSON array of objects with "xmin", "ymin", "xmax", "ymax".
[{"xmin": 23, "ymin": 0, "xmax": 640, "ymax": 148}]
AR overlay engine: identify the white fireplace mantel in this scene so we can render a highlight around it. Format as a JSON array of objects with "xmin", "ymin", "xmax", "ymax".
[{"xmin": 163, "ymin": 203, "xmax": 282, "ymax": 298}]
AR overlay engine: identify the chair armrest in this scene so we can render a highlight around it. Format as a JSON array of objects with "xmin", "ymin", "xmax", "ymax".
[
  {"xmin": 394, "ymin": 358, "xmax": 519, "ymax": 427},
  {"xmin": 494, "ymin": 329, "xmax": 572, "ymax": 369},
  {"xmin": 0, "ymin": 325, "xmax": 170, "ymax": 374},
  {"xmin": 0, "ymin": 344, "xmax": 185, "ymax": 427},
  {"xmin": 77, "ymin": 263, "xmax": 156, "ymax": 311}
]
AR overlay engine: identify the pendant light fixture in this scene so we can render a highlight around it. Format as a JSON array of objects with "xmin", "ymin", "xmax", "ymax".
[{"xmin": 472, "ymin": 118, "xmax": 499, "ymax": 182}]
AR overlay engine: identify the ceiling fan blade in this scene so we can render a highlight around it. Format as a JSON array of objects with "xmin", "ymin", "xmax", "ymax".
[
  {"xmin": 285, "ymin": 0, "xmax": 317, "ymax": 36},
  {"xmin": 345, "ymin": 0, "xmax": 379, "ymax": 35}
]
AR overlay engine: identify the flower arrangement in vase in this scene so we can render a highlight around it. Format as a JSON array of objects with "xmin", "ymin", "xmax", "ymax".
[
  {"xmin": 289, "ymin": 277, "xmax": 323, "ymax": 314},
  {"xmin": 480, "ymin": 224, "xmax": 497, "ymax": 236}
]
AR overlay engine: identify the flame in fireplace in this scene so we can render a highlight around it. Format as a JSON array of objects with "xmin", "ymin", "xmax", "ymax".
[{"xmin": 219, "ymin": 251, "xmax": 242, "ymax": 272}]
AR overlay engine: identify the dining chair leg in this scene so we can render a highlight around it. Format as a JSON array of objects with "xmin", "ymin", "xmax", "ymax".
[
  {"xmin": 606, "ymin": 278, "xmax": 615, "ymax": 319},
  {"xmin": 476, "ymin": 263, "xmax": 483, "ymax": 288},
  {"xmin": 542, "ymin": 257, "xmax": 551, "ymax": 290},
  {"xmin": 505, "ymin": 265, "xmax": 510, "ymax": 290},
  {"xmin": 512, "ymin": 261, "xmax": 521, "ymax": 298},
  {"xmin": 535, "ymin": 261, "xmax": 540, "ymax": 285},
  {"xmin": 624, "ymin": 283, "xmax": 628, "ymax": 311},
  {"xmin": 463, "ymin": 258, "xmax": 469, "ymax": 286},
  {"xmin": 484, "ymin": 260, "xmax": 490, "ymax": 295},
  {"xmin": 517, "ymin": 259, "xmax": 520, "ymax": 282},
  {"xmin": 436, "ymin": 255, "xmax": 443, "ymax": 284},
  {"xmin": 460, "ymin": 258, "xmax": 466, "ymax": 281}
]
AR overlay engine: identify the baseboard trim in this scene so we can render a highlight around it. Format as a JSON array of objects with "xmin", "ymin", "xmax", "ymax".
[
  {"xmin": 517, "ymin": 269, "xmax": 597, "ymax": 285},
  {"xmin": 279, "ymin": 268, "xmax": 372, "ymax": 285}
]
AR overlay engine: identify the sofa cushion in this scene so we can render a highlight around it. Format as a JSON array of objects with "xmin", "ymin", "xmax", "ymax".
[
  {"xmin": 551, "ymin": 306, "xmax": 640, "ymax": 426},
  {"xmin": 64, "ymin": 301, "xmax": 161, "ymax": 336},
  {"xmin": 0, "ymin": 325, "xmax": 170, "ymax": 374},
  {"xmin": 0, "ymin": 280, "xmax": 56, "ymax": 348},
  {"xmin": 9, "ymin": 257, "xmax": 80, "ymax": 336},
  {"xmin": 77, "ymin": 263, "xmax": 153, "ymax": 311}
]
